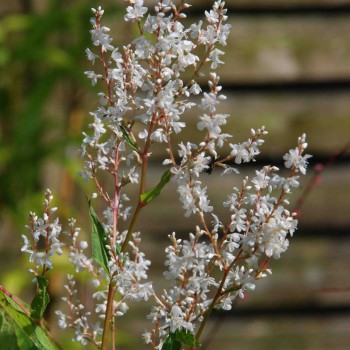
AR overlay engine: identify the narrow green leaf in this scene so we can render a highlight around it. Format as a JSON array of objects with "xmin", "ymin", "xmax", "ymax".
[
  {"xmin": 30, "ymin": 277, "xmax": 50, "ymax": 321},
  {"xmin": 140, "ymin": 169, "xmax": 172, "ymax": 205},
  {"xmin": 0, "ymin": 290, "xmax": 59, "ymax": 350},
  {"xmin": 223, "ymin": 284, "xmax": 242, "ymax": 295},
  {"xmin": 161, "ymin": 333, "xmax": 181, "ymax": 350},
  {"xmin": 15, "ymin": 323, "xmax": 36, "ymax": 350},
  {"xmin": 88, "ymin": 199, "xmax": 110, "ymax": 273},
  {"xmin": 175, "ymin": 330, "xmax": 201, "ymax": 347},
  {"xmin": 0, "ymin": 309, "xmax": 21, "ymax": 350},
  {"xmin": 120, "ymin": 125, "xmax": 138, "ymax": 152},
  {"xmin": 115, "ymin": 241, "xmax": 122, "ymax": 255}
]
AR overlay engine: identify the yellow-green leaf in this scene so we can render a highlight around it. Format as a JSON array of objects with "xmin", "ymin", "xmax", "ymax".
[
  {"xmin": 120, "ymin": 125, "xmax": 139, "ymax": 152},
  {"xmin": 88, "ymin": 199, "xmax": 110, "ymax": 273},
  {"xmin": 140, "ymin": 169, "xmax": 171, "ymax": 205},
  {"xmin": 0, "ymin": 290, "xmax": 59, "ymax": 350},
  {"xmin": 30, "ymin": 277, "xmax": 50, "ymax": 321}
]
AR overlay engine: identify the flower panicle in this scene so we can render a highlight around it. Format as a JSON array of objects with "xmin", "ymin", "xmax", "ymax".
[{"xmin": 19, "ymin": 1, "xmax": 311, "ymax": 349}]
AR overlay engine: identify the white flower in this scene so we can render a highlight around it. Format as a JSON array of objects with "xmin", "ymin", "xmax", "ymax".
[
  {"xmin": 178, "ymin": 51, "xmax": 199, "ymax": 68},
  {"xmin": 229, "ymin": 143, "xmax": 250, "ymax": 164},
  {"xmin": 150, "ymin": 128, "xmax": 167, "ymax": 143},
  {"xmin": 92, "ymin": 116, "xmax": 106, "ymax": 139},
  {"xmin": 205, "ymin": 9, "xmax": 220, "ymax": 24},
  {"xmin": 217, "ymin": 23, "xmax": 231, "ymax": 45},
  {"xmin": 283, "ymin": 148, "xmax": 311, "ymax": 174},
  {"xmin": 199, "ymin": 92, "xmax": 219, "ymax": 112},
  {"xmin": 125, "ymin": 4, "xmax": 148, "ymax": 21},
  {"xmin": 252, "ymin": 170, "xmax": 270, "ymax": 190},
  {"xmin": 229, "ymin": 208, "xmax": 247, "ymax": 233},
  {"xmin": 84, "ymin": 71, "xmax": 102, "ymax": 86},
  {"xmin": 197, "ymin": 114, "xmax": 220, "ymax": 134},
  {"xmin": 189, "ymin": 82, "xmax": 201, "ymax": 95},
  {"xmin": 90, "ymin": 26, "xmax": 114, "ymax": 51},
  {"xmin": 55, "ymin": 310, "xmax": 68, "ymax": 329},
  {"xmin": 142, "ymin": 331, "xmax": 152, "ymax": 344},
  {"xmin": 85, "ymin": 48, "xmax": 98, "ymax": 64},
  {"xmin": 80, "ymin": 241, "xmax": 88, "ymax": 250},
  {"xmin": 209, "ymin": 48, "xmax": 224, "ymax": 69}
]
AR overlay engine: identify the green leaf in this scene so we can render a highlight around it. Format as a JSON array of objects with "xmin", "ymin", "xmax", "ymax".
[
  {"xmin": 30, "ymin": 277, "xmax": 50, "ymax": 321},
  {"xmin": 120, "ymin": 125, "xmax": 138, "ymax": 152},
  {"xmin": 161, "ymin": 330, "xmax": 201, "ymax": 350},
  {"xmin": 0, "ymin": 309, "xmax": 21, "ymax": 350},
  {"xmin": 88, "ymin": 199, "xmax": 110, "ymax": 273},
  {"xmin": 0, "ymin": 290, "xmax": 59, "ymax": 350},
  {"xmin": 161, "ymin": 333, "xmax": 181, "ymax": 350},
  {"xmin": 175, "ymin": 330, "xmax": 201, "ymax": 347},
  {"xmin": 140, "ymin": 169, "xmax": 172, "ymax": 205}
]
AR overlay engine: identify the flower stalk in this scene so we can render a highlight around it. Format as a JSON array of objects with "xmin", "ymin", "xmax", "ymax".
[{"xmin": 101, "ymin": 281, "xmax": 117, "ymax": 350}]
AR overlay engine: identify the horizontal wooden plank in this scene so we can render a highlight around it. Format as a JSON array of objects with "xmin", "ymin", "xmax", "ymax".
[
  {"xmin": 239, "ymin": 238, "xmax": 350, "ymax": 307},
  {"xmin": 207, "ymin": 16, "xmax": 350, "ymax": 84},
  {"xmin": 203, "ymin": 314, "xmax": 350, "ymax": 350},
  {"xmin": 5, "ymin": 0, "xmax": 350, "ymax": 18},
  {"xmin": 187, "ymin": 1, "xmax": 350, "ymax": 18},
  {"xmin": 143, "ymin": 91, "xmax": 350, "ymax": 158},
  {"xmin": 104, "ymin": 6, "xmax": 350, "ymax": 84},
  {"xmin": 117, "ymin": 308, "xmax": 350, "ymax": 349},
  {"xmin": 103, "ymin": 6, "xmax": 350, "ymax": 83},
  {"xmin": 221, "ymin": 80, "xmax": 350, "ymax": 92},
  {"xmin": 117, "ymin": 306, "xmax": 350, "ymax": 349},
  {"xmin": 214, "ymin": 92, "xmax": 350, "ymax": 155},
  {"xmin": 127, "ymin": 161, "xmax": 350, "ymax": 234},
  {"xmin": 188, "ymin": 0, "xmax": 350, "ymax": 9}
]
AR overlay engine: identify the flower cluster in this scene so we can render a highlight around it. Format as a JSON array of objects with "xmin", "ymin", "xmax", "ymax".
[
  {"xmin": 55, "ymin": 275, "xmax": 102, "ymax": 347},
  {"xmin": 145, "ymin": 134, "xmax": 310, "ymax": 347},
  {"xmin": 19, "ymin": 1, "xmax": 310, "ymax": 349},
  {"xmin": 77, "ymin": 0, "xmax": 311, "ymax": 348},
  {"xmin": 21, "ymin": 189, "xmax": 63, "ymax": 276},
  {"xmin": 56, "ymin": 223, "xmax": 153, "ymax": 346}
]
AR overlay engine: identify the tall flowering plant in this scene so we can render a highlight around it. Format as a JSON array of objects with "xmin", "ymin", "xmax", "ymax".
[{"xmin": 0, "ymin": 1, "xmax": 311, "ymax": 349}]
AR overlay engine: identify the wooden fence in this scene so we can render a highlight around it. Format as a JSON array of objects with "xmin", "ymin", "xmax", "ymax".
[{"xmin": 1, "ymin": 1, "xmax": 350, "ymax": 349}]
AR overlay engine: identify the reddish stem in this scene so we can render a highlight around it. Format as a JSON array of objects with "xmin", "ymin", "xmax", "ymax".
[{"xmin": 0, "ymin": 285, "xmax": 30, "ymax": 316}]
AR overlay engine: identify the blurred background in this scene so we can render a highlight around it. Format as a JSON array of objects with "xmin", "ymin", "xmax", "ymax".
[{"xmin": 1, "ymin": 0, "xmax": 350, "ymax": 349}]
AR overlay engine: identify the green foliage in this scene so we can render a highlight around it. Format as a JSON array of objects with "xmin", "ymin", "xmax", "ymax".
[
  {"xmin": 162, "ymin": 330, "xmax": 201, "ymax": 350},
  {"xmin": 0, "ymin": 309, "xmax": 21, "ymax": 350},
  {"xmin": 30, "ymin": 277, "xmax": 50, "ymax": 321},
  {"xmin": 0, "ymin": 1, "xmax": 94, "ymax": 215},
  {"xmin": 0, "ymin": 289, "xmax": 59, "ymax": 350},
  {"xmin": 162, "ymin": 333, "xmax": 181, "ymax": 350},
  {"xmin": 141, "ymin": 169, "xmax": 172, "ymax": 205},
  {"xmin": 120, "ymin": 124, "xmax": 139, "ymax": 152},
  {"xmin": 88, "ymin": 199, "xmax": 111, "ymax": 273}
]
